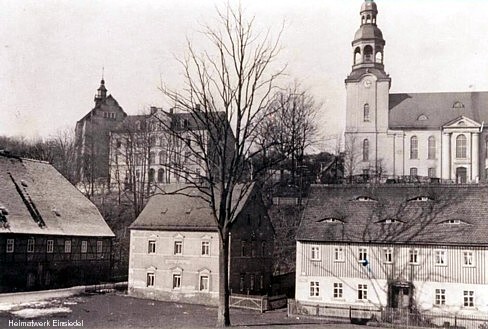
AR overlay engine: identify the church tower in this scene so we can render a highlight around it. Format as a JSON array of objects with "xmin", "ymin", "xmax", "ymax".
[{"xmin": 344, "ymin": 0, "xmax": 392, "ymax": 177}]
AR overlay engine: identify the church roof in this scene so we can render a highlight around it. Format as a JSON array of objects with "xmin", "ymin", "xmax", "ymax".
[
  {"xmin": 0, "ymin": 154, "xmax": 114, "ymax": 237},
  {"xmin": 389, "ymin": 91, "xmax": 488, "ymax": 130},
  {"xmin": 297, "ymin": 185, "xmax": 488, "ymax": 246}
]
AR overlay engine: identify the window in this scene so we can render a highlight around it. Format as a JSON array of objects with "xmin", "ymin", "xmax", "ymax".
[
  {"xmin": 81, "ymin": 241, "xmax": 87, "ymax": 253},
  {"xmin": 159, "ymin": 151, "xmax": 166, "ymax": 165},
  {"xmin": 64, "ymin": 240, "xmax": 71, "ymax": 253},
  {"xmin": 261, "ymin": 241, "xmax": 266, "ymax": 257},
  {"xmin": 384, "ymin": 247, "xmax": 393, "ymax": 263},
  {"xmin": 358, "ymin": 247, "xmax": 368, "ymax": 262},
  {"xmin": 333, "ymin": 283, "xmax": 343, "ymax": 299},
  {"xmin": 363, "ymin": 104, "xmax": 370, "ymax": 122},
  {"xmin": 241, "ymin": 241, "xmax": 247, "ymax": 257},
  {"xmin": 435, "ymin": 250, "xmax": 447, "ymax": 266},
  {"xmin": 251, "ymin": 240, "xmax": 256, "ymax": 257},
  {"xmin": 428, "ymin": 136, "xmax": 436, "ymax": 159},
  {"xmin": 358, "ymin": 284, "xmax": 368, "ymax": 300},
  {"xmin": 199, "ymin": 275, "xmax": 209, "ymax": 291},
  {"xmin": 250, "ymin": 274, "xmax": 255, "ymax": 291},
  {"xmin": 146, "ymin": 273, "xmax": 155, "ymax": 287},
  {"xmin": 410, "ymin": 136, "xmax": 418, "ymax": 159},
  {"xmin": 149, "ymin": 152, "xmax": 156, "ymax": 165},
  {"xmin": 435, "ymin": 289, "xmax": 446, "ymax": 305},
  {"xmin": 47, "ymin": 240, "xmax": 54, "ymax": 253},
  {"xmin": 310, "ymin": 281, "xmax": 320, "ymax": 297},
  {"xmin": 172, "ymin": 274, "xmax": 181, "ymax": 289},
  {"xmin": 240, "ymin": 274, "xmax": 245, "ymax": 292},
  {"xmin": 148, "ymin": 240, "xmax": 156, "ymax": 254},
  {"xmin": 174, "ymin": 241, "xmax": 183, "ymax": 255},
  {"xmin": 148, "ymin": 168, "xmax": 155, "ymax": 183},
  {"xmin": 157, "ymin": 169, "xmax": 165, "ymax": 183},
  {"xmin": 409, "ymin": 249, "xmax": 419, "ymax": 264},
  {"xmin": 27, "ymin": 238, "xmax": 35, "ymax": 253},
  {"xmin": 201, "ymin": 241, "xmax": 210, "ymax": 256},
  {"xmin": 410, "ymin": 167, "xmax": 418, "ymax": 177},
  {"xmin": 456, "ymin": 134, "xmax": 467, "ymax": 158},
  {"xmin": 334, "ymin": 247, "xmax": 345, "ymax": 262},
  {"xmin": 311, "ymin": 246, "xmax": 320, "ymax": 261},
  {"xmin": 362, "ymin": 139, "xmax": 369, "ymax": 161},
  {"xmin": 6, "ymin": 239, "xmax": 14, "ymax": 253},
  {"xmin": 97, "ymin": 240, "xmax": 103, "ymax": 253},
  {"xmin": 463, "ymin": 251, "xmax": 474, "ymax": 266},
  {"xmin": 463, "ymin": 291, "xmax": 474, "ymax": 307},
  {"xmin": 428, "ymin": 167, "xmax": 436, "ymax": 178}
]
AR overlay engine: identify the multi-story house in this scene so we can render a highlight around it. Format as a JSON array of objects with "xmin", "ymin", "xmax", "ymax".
[
  {"xmin": 344, "ymin": 0, "xmax": 488, "ymax": 183},
  {"xmin": 0, "ymin": 152, "xmax": 114, "ymax": 292},
  {"xmin": 296, "ymin": 185, "xmax": 488, "ymax": 318},
  {"xmin": 128, "ymin": 184, "xmax": 274, "ymax": 305}
]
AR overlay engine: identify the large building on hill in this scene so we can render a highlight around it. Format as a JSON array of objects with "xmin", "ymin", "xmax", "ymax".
[
  {"xmin": 345, "ymin": 0, "xmax": 488, "ymax": 184},
  {"xmin": 127, "ymin": 184, "xmax": 274, "ymax": 305},
  {"xmin": 295, "ymin": 185, "xmax": 488, "ymax": 322},
  {"xmin": 0, "ymin": 152, "xmax": 114, "ymax": 292},
  {"xmin": 74, "ymin": 79, "xmax": 127, "ymax": 187}
]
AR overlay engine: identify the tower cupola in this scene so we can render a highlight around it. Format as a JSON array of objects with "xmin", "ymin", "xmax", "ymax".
[
  {"xmin": 347, "ymin": 0, "xmax": 388, "ymax": 80},
  {"xmin": 94, "ymin": 79, "xmax": 107, "ymax": 104}
]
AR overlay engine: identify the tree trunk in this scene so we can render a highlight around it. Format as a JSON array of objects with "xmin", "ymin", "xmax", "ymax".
[{"xmin": 217, "ymin": 230, "xmax": 230, "ymax": 327}]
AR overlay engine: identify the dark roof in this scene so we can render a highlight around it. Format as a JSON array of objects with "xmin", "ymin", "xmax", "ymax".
[
  {"xmin": 0, "ymin": 154, "xmax": 114, "ymax": 237},
  {"xmin": 77, "ymin": 95, "xmax": 126, "ymax": 123},
  {"xmin": 389, "ymin": 91, "xmax": 488, "ymax": 129},
  {"xmin": 130, "ymin": 184, "xmax": 254, "ymax": 231},
  {"xmin": 297, "ymin": 185, "xmax": 488, "ymax": 246}
]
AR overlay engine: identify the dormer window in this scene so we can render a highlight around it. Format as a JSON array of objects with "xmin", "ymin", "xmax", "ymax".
[
  {"xmin": 453, "ymin": 101, "xmax": 465, "ymax": 109},
  {"xmin": 417, "ymin": 114, "xmax": 428, "ymax": 121},
  {"xmin": 443, "ymin": 219, "xmax": 464, "ymax": 225},
  {"xmin": 408, "ymin": 196, "xmax": 433, "ymax": 202},
  {"xmin": 355, "ymin": 196, "xmax": 377, "ymax": 202},
  {"xmin": 377, "ymin": 219, "xmax": 402, "ymax": 224},
  {"xmin": 317, "ymin": 218, "xmax": 344, "ymax": 223}
]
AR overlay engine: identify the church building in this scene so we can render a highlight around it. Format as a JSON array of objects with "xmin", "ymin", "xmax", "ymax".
[{"xmin": 344, "ymin": 0, "xmax": 488, "ymax": 184}]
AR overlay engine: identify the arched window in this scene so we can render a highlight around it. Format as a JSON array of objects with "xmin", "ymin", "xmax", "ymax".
[
  {"xmin": 363, "ymin": 104, "xmax": 370, "ymax": 122},
  {"xmin": 410, "ymin": 136, "xmax": 418, "ymax": 159},
  {"xmin": 428, "ymin": 136, "xmax": 436, "ymax": 159},
  {"xmin": 157, "ymin": 168, "xmax": 165, "ymax": 183},
  {"xmin": 159, "ymin": 151, "xmax": 166, "ymax": 165},
  {"xmin": 362, "ymin": 139, "xmax": 369, "ymax": 161},
  {"xmin": 364, "ymin": 45, "xmax": 373, "ymax": 62},
  {"xmin": 456, "ymin": 134, "xmax": 467, "ymax": 158},
  {"xmin": 366, "ymin": 14, "xmax": 371, "ymax": 24},
  {"xmin": 354, "ymin": 47, "xmax": 361, "ymax": 65},
  {"xmin": 375, "ymin": 51, "xmax": 383, "ymax": 63},
  {"xmin": 148, "ymin": 168, "xmax": 155, "ymax": 183},
  {"xmin": 149, "ymin": 152, "xmax": 156, "ymax": 165}
]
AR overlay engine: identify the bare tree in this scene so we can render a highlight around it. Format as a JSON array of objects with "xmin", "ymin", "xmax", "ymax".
[{"xmin": 159, "ymin": 4, "xmax": 284, "ymax": 327}]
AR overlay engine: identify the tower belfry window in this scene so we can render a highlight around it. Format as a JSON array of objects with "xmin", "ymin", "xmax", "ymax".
[
  {"xmin": 363, "ymin": 104, "xmax": 370, "ymax": 122},
  {"xmin": 354, "ymin": 47, "xmax": 361, "ymax": 65},
  {"xmin": 364, "ymin": 45, "xmax": 373, "ymax": 63}
]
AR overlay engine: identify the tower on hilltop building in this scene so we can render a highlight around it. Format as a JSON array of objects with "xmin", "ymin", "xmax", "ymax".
[{"xmin": 344, "ymin": 0, "xmax": 392, "ymax": 178}]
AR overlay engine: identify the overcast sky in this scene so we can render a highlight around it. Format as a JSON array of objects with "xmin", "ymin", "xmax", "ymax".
[{"xmin": 1, "ymin": 0, "xmax": 488, "ymax": 151}]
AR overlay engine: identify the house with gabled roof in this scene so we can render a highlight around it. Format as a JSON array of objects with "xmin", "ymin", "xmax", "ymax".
[
  {"xmin": 344, "ymin": 0, "xmax": 488, "ymax": 183},
  {"xmin": 128, "ymin": 184, "xmax": 274, "ymax": 305},
  {"xmin": 0, "ymin": 152, "xmax": 115, "ymax": 292},
  {"xmin": 295, "ymin": 185, "xmax": 488, "ymax": 321}
]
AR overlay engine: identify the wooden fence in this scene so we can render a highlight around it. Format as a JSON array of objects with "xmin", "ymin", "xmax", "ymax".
[{"xmin": 229, "ymin": 294, "xmax": 287, "ymax": 313}]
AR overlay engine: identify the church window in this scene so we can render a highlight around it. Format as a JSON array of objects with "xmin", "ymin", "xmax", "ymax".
[
  {"xmin": 410, "ymin": 136, "xmax": 418, "ymax": 159},
  {"xmin": 362, "ymin": 139, "xmax": 369, "ymax": 161},
  {"xmin": 363, "ymin": 45, "xmax": 373, "ymax": 62},
  {"xmin": 363, "ymin": 104, "xmax": 370, "ymax": 122},
  {"xmin": 428, "ymin": 136, "xmax": 436, "ymax": 159},
  {"xmin": 366, "ymin": 14, "xmax": 371, "ymax": 24},
  {"xmin": 456, "ymin": 134, "xmax": 467, "ymax": 158}
]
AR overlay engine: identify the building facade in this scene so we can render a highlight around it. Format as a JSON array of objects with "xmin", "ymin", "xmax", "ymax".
[
  {"xmin": 128, "ymin": 185, "xmax": 274, "ymax": 305},
  {"xmin": 296, "ymin": 185, "xmax": 488, "ymax": 319},
  {"xmin": 0, "ymin": 152, "xmax": 114, "ymax": 292},
  {"xmin": 345, "ymin": 0, "xmax": 488, "ymax": 183}
]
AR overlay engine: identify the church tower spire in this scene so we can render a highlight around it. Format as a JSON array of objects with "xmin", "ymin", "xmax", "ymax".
[{"xmin": 348, "ymin": 0, "xmax": 387, "ymax": 79}]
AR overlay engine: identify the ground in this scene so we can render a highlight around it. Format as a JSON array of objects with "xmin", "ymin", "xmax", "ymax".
[{"xmin": 0, "ymin": 291, "xmax": 388, "ymax": 329}]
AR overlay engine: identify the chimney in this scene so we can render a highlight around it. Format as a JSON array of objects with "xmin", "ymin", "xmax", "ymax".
[{"xmin": 150, "ymin": 106, "xmax": 158, "ymax": 115}]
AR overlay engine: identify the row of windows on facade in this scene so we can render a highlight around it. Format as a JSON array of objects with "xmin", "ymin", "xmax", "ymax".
[
  {"xmin": 309, "ymin": 282, "xmax": 476, "ymax": 307},
  {"xmin": 103, "ymin": 112, "xmax": 117, "ymax": 119},
  {"xmin": 310, "ymin": 246, "xmax": 476, "ymax": 267},
  {"xmin": 131, "ymin": 118, "xmax": 193, "ymax": 132},
  {"xmin": 115, "ymin": 135, "xmax": 196, "ymax": 150},
  {"xmin": 119, "ymin": 166, "xmax": 201, "ymax": 185},
  {"xmin": 362, "ymin": 135, "xmax": 470, "ymax": 162},
  {"xmin": 5, "ymin": 238, "xmax": 103, "ymax": 254},
  {"xmin": 148, "ymin": 239, "xmax": 268, "ymax": 257}
]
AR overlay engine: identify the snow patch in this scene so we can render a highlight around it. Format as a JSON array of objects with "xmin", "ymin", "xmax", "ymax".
[{"xmin": 11, "ymin": 307, "xmax": 72, "ymax": 318}]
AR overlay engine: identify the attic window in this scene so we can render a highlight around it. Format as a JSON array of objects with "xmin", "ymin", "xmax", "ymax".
[
  {"xmin": 21, "ymin": 180, "xmax": 28, "ymax": 187},
  {"xmin": 52, "ymin": 207, "xmax": 61, "ymax": 217},
  {"xmin": 355, "ymin": 196, "xmax": 377, "ymax": 202},
  {"xmin": 408, "ymin": 196, "xmax": 433, "ymax": 202},
  {"xmin": 161, "ymin": 208, "xmax": 168, "ymax": 214},
  {"xmin": 458, "ymin": 121, "xmax": 465, "ymax": 126},
  {"xmin": 0, "ymin": 205, "xmax": 8, "ymax": 215},
  {"xmin": 453, "ymin": 101, "xmax": 465, "ymax": 109},
  {"xmin": 185, "ymin": 208, "xmax": 192, "ymax": 214},
  {"xmin": 417, "ymin": 114, "xmax": 428, "ymax": 121},
  {"xmin": 317, "ymin": 218, "xmax": 344, "ymax": 223}
]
